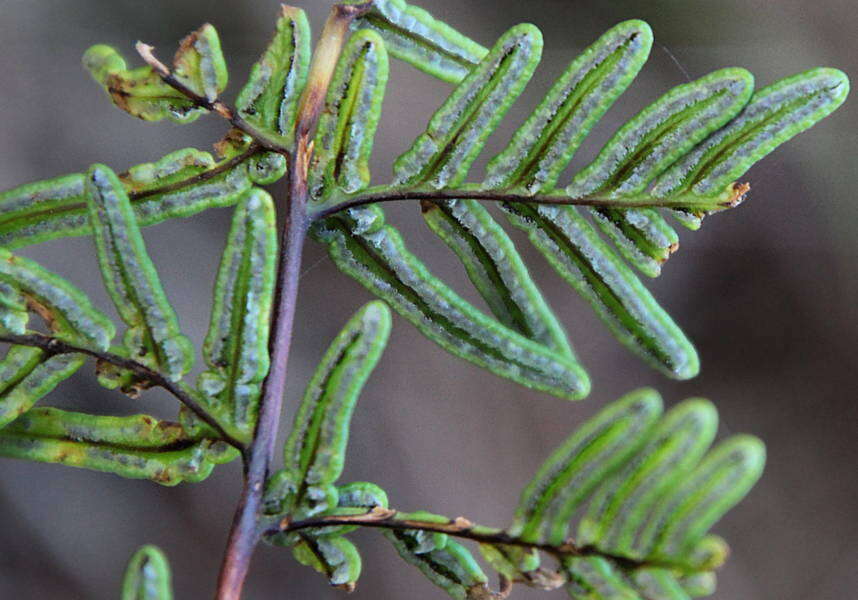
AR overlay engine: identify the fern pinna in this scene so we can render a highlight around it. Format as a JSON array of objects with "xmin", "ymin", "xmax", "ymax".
[{"xmin": 0, "ymin": 1, "xmax": 847, "ymax": 598}]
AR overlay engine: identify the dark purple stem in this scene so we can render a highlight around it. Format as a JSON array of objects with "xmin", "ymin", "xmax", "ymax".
[
  {"xmin": 214, "ymin": 175, "xmax": 308, "ymax": 600},
  {"xmin": 212, "ymin": 4, "xmax": 374, "ymax": 590}
]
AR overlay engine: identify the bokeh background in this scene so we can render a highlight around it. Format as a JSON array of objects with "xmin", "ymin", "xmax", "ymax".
[{"xmin": 0, "ymin": 0, "xmax": 855, "ymax": 598}]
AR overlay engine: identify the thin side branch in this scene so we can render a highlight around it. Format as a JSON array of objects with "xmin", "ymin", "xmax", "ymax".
[
  {"xmin": 312, "ymin": 182, "xmax": 751, "ymax": 220},
  {"xmin": 215, "ymin": 5, "xmax": 374, "ymax": 598},
  {"xmin": 135, "ymin": 43, "xmax": 292, "ymax": 155},
  {"xmin": 0, "ymin": 333, "xmax": 246, "ymax": 455},
  {"xmin": 273, "ymin": 507, "xmax": 582, "ymax": 558},
  {"xmin": 270, "ymin": 507, "xmax": 673, "ymax": 581}
]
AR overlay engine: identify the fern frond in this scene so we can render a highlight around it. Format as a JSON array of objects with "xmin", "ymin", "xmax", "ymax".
[
  {"xmin": 263, "ymin": 387, "xmax": 763, "ymax": 598},
  {"xmin": 0, "ymin": 147, "xmax": 258, "ymax": 249},
  {"xmin": 82, "ymin": 22, "xmax": 228, "ymax": 124},
  {"xmin": 312, "ymin": 206, "xmax": 590, "ymax": 399},
  {"xmin": 313, "ymin": 6, "xmax": 845, "ymax": 387},
  {"xmin": 279, "ymin": 301, "xmax": 391, "ymax": 516},
  {"xmin": 309, "ymin": 28, "xmax": 390, "ymax": 202},
  {"xmin": 0, "ymin": 3, "xmax": 845, "ymax": 400},
  {"xmin": 0, "ymin": 8, "xmax": 844, "ymax": 596},
  {"xmin": 199, "ymin": 190, "xmax": 277, "ymax": 443},
  {"xmin": 259, "ymin": 316, "xmax": 762, "ymax": 599},
  {"xmin": 236, "ymin": 6, "xmax": 312, "ymax": 149},
  {"xmin": 0, "ymin": 407, "xmax": 236, "ymax": 485},
  {"xmin": 86, "ymin": 164, "xmax": 194, "ymax": 382}
]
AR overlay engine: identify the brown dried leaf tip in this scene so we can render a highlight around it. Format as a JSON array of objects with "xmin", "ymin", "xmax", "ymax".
[{"xmin": 134, "ymin": 41, "xmax": 169, "ymax": 76}]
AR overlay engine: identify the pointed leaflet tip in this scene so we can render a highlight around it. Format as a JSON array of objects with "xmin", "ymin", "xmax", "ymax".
[
  {"xmin": 172, "ymin": 23, "xmax": 228, "ymax": 101},
  {"xmin": 567, "ymin": 67, "xmax": 755, "ymax": 198},
  {"xmin": 486, "ymin": 18, "xmax": 653, "ymax": 193},
  {"xmin": 394, "ymin": 23, "xmax": 543, "ymax": 189},
  {"xmin": 352, "ymin": 0, "xmax": 489, "ymax": 83},
  {"xmin": 121, "ymin": 545, "xmax": 173, "ymax": 600}
]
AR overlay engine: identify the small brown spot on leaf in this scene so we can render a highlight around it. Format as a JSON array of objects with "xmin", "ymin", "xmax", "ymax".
[
  {"xmin": 214, "ymin": 128, "xmax": 252, "ymax": 159},
  {"xmin": 172, "ymin": 29, "xmax": 201, "ymax": 67},
  {"xmin": 135, "ymin": 42, "xmax": 170, "ymax": 77},
  {"xmin": 728, "ymin": 181, "xmax": 751, "ymax": 206},
  {"xmin": 367, "ymin": 506, "xmax": 395, "ymax": 521},
  {"xmin": 498, "ymin": 575, "xmax": 513, "ymax": 598},
  {"xmin": 523, "ymin": 568, "xmax": 565, "ymax": 590},
  {"xmin": 26, "ymin": 297, "xmax": 58, "ymax": 333},
  {"xmin": 467, "ymin": 583, "xmax": 500, "ymax": 600},
  {"xmin": 152, "ymin": 469, "xmax": 173, "ymax": 484}
]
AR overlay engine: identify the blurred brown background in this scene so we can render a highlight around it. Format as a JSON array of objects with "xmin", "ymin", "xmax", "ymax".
[{"xmin": 0, "ymin": 0, "xmax": 855, "ymax": 598}]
